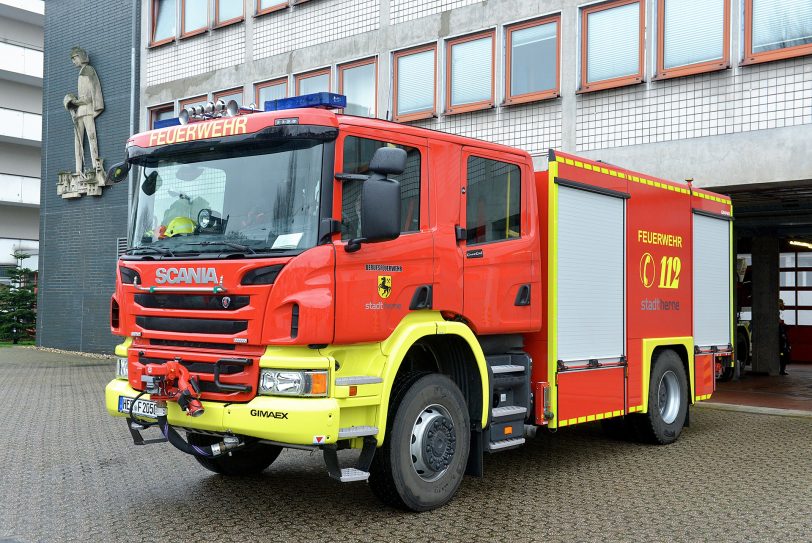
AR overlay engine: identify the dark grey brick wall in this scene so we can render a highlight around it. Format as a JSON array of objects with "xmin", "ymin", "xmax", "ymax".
[{"xmin": 38, "ymin": 0, "xmax": 140, "ymax": 353}]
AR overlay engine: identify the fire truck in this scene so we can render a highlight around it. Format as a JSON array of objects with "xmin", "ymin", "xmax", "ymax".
[{"xmin": 105, "ymin": 93, "xmax": 734, "ymax": 511}]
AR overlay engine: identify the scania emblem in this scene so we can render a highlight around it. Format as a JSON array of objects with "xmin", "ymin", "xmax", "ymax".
[{"xmin": 221, "ymin": 296, "xmax": 231, "ymax": 309}]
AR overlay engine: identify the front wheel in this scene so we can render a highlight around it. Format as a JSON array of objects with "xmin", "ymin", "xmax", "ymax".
[
  {"xmin": 369, "ymin": 373, "xmax": 470, "ymax": 511},
  {"xmin": 636, "ymin": 350, "xmax": 688, "ymax": 444},
  {"xmin": 188, "ymin": 434, "xmax": 282, "ymax": 476}
]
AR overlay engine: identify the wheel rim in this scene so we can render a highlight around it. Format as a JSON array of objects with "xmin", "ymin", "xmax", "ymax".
[
  {"xmin": 409, "ymin": 404, "xmax": 456, "ymax": 482},
  {"xmin": 657, "ymin": 370, "xmax": 681, "ymax": 424}
]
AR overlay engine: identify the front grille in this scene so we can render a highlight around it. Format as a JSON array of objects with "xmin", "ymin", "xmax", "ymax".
[
  {"xmin": 136, "ymin": 316, "xmax": 248, "ymax": 334},
  {"xmin": 135, "ymin": 294, "xmax": 249, "ymax": 311},
  {"xmin": 150, "ymin": 339, "xmax": 236, "ymax": 351}
]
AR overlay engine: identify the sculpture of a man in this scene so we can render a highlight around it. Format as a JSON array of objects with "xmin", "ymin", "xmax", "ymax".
[{"xmin": 63, "ymin": 47, "xmax": 104, "ymax": 174}]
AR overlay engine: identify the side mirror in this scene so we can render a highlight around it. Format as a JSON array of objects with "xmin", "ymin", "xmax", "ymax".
[
  {"xmin": 107, "ymin": 161, "xmax": 130, "ymax": 183},
  {"xmin": 346, "ymin": 176, "xmax": 401, "ymax": 252},
  {"xmin": 369, "ymin": 147, "xmax": 407, "ymax": 176}
]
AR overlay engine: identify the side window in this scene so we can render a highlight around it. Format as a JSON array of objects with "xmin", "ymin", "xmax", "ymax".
[
  {"xmin": 341, "ymin": 136, "xmax": 421, "ymax": 240},
  {"xmin": 466, "ymin": 156, "xmax": 521, "ymax": 245}
]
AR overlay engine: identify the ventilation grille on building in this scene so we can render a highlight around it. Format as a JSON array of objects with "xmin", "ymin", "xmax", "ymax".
[{"xmin": 117, "ymin": 237, "xmax": 128, "ymax": 257}]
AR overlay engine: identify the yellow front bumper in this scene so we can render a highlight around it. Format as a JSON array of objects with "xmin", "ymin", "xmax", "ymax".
[{"xmin": 106, "ymin": 379, "xmax": 340, "ymax": 445}]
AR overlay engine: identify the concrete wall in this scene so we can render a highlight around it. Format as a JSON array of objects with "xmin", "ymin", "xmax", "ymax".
[
  {"xmin": 38, "ymin": 0, "xmax": 139, "ymax": 353},
  {"xmin": 0, "ymin": 143, "xmax": 39, "ymax": 177},
  {"xmin": 140, "ymin": 0, "xmax": 812, "ymax": 190}
]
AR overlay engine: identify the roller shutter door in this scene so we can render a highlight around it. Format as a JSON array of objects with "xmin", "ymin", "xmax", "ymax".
[
  {"xmin": 693, "ymin": 213, "xmax": 731, "ymax": 348},
  {"xmin": 556, "ymin": 185, "xmax": 625, "ymax": 363}
]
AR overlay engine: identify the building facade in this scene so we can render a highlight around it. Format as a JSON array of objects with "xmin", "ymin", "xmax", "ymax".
[
  {"xmin": 0, "ymin": 0, "xmax": 43, "ymax": 282},
  {"xmin": 37, "ymin": 0, "xmax": 139, "ymax": 352}
]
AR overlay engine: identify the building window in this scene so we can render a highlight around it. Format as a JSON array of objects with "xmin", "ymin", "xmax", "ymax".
[
  {"xmin": 446, "ymin": 31, "xmax": 495, "ymax": 114},
  {"xmin": 257, "ymin": 1, "xmax": 288, "ymax": 16},
  {"xmin": 179, "ymin": 95, "xmax": 208, "ymax": 112},
  {"xmin": 392, "ymin": 44, "xmax": 436, "ymax": 122},
  {"xmin": 214, "ymin": 87, "xmax": 243, "ymax": 107},
  {"xmin": 295, "ymin": 68, "xmax": 331, "ymax": 95},
  {"xmin": 339, "ymin": 58, "xmax": 377, "ymax": 117},
  {"xmin": 181, "ymin": 0, "xmax": 208, "ymax": 38},
  {"xmin": 151, "ymin": 0, "xmax": 176, "ymax": 46},
  {"xmin": 341, "ymin": 136, "xmax": 421, "ymax": 239},
  {"xmin": 656, "ymin": 0, "xmax": 729, "ymax": 79},
  {"xmin": 744, "ymin": 0, "xmax": 812, "ymax": 65},
  {"xmin": 255, "ymin": 78, "xmax": 288, "ymax": 109},
  {"xmin": 580, "ymin": 0, "xmax": 644, "ymax": 92},
  {"xmin": 505, "ymin": 16, "xmax": 560, "ymax": 105},
  {"xmin": 149, "ymin": 104, "xmax": 175, "ymax": 129},
  {"xmin": 466, "ymin": 156, "xmax": 521, "ymax": 245},
  {"xmin": 216, "ymin": 0, "xmax": 244, "ymax": 27}
]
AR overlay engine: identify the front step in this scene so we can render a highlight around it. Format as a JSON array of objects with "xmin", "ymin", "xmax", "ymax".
[
  {"xmin": 488, "ymin": 437, "xmax": 526, "ymax": 451},
  {"xmin": 491, "ymin": 364, "xmax": 525, "ymax": 374},
  {"xmin": 335, "ymin": 467, "xmax": 370, "ymax": 482},
  {"xmin": 491, "ymin": 405, "xmax": 527, "ymax": 420},
  {"xmin": 338, "ymin": 426, "xmax": 378, "ymax": 439}
]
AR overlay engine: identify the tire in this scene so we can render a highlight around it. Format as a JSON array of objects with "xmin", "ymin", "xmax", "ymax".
[
  {"xmin": 187, "ymin": 434, "xmax": 282, "ymax": 476},
  {"xmin": 636, "ymin": 350, "xmax": 688, "ymax": 445},
  {"xmin": 368, "ymin": 373, "xmax": 470, "ymax": 511},
  {"xmin": 736, "ymin": 327, "xmax": 750, "ymax": 370},
  {"xmin": 717, "ymin": 364, "xmax": 735, "ymax": 382}
]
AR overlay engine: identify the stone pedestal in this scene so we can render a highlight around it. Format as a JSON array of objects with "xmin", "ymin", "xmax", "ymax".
[{"xmin": 57, "ymin": 161, "xmax": 107, "ymax": 198}]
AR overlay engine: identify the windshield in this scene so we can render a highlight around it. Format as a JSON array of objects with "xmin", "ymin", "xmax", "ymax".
[{"xmin": 129, "ymin": 140, "xmax": 325, "ymax": 256}]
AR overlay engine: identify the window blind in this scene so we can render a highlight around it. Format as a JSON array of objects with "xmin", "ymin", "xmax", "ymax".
[
  {"xmin": 397, "ymin": 50, "xmax": 435, "ymax": 115},
  {"xmin": 586, "ymin": 2, "xmax": 640, "ymax": 83},
  {"xmin": 184, "ymin": 0, "xmax": 208, "ymax": 32},
  {"xmin": 450, "ymin": 36, "xmax": 492, "ymax": 106},
  {"xmin": 511, "ymin": 21, "xmax": 557, "ymax": 96},
  {"xmin": 154, "ymin": 0, "xmax": 176, "ymax": 41},
  {"xmin": 663, "ymin": 0, "xmax": 725, "ymax": 69},
  {"xmin": 752, "ymin": 0, "xmax": 812, "ymax": 53},
  {"xmin": 298, "ymin": 73, "xmax": 329, "ymax": 95}
]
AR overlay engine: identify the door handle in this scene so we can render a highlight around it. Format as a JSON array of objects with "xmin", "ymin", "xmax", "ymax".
[{"xmin": 514, "ymin": 284, "xmax": 531, "ymax": 306}]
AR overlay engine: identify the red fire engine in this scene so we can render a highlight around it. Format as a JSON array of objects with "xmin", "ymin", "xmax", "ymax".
[{"xmin": 105, "ymin": 93, "xmax": 734, "ymax": 511}]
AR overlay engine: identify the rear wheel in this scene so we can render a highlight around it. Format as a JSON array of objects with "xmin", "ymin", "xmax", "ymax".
[
  {"xmin": 187, "ymin": 434, "xmax": 282, "ymax": 476},
  {"xmin": 369, "ymin": 373, "xmax": 470, "ymax": 511},
  {"xmin": 636, "ymin": 350, "xmax": 688, "ymax": 444}
]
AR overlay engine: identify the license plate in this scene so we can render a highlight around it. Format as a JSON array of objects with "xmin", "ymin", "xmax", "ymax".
[{"xmin": 119, "ymin": 396, "xmax": 158, "ymax": 419}]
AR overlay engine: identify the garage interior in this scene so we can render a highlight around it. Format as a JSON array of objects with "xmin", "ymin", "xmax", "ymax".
[{"xmin": 698, "ymin": 179, "xmax": 811, "ymax": 410}]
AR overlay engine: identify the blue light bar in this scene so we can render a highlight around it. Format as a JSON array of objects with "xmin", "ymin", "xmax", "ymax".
[
  {"xmin": 264, "ymin": 92, "xmax": 347, "ymax": 112},
  {"xmin": 154, "ymin": 117, "xmax": 181, "ymax": 129}
]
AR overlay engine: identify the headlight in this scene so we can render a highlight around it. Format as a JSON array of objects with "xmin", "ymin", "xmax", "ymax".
[
  {"xmin": 258, "ymin": 369, "xmax": 327, "ymax": 397},
  {"xmin": 116, "ymin": 357, "xmax": 129, "ymax": 380}
]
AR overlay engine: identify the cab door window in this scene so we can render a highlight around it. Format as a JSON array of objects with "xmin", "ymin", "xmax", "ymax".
[
  {"xmin": 341, "ymin": 136, "xmax": 421, "ymax": 240},
  {"xmin": 466, "ymin": 156, "xmax": 521, "ymax": 245}
]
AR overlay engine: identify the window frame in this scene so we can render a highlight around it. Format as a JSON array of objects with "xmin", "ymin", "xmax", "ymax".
[
  {"xmin": 295, "ymin": 67, "xmax": 332, "ymax": 96},
  {"xmin": 179, "ymin": 94, "xmax": 208, "ymax": 111},
  {"xmin": 254, "ymin": 77, "xmax": 288, "ymax": 108},
  {"xmin": 215, "ymin": 0, "xmax": 244, "ymax": 28},
  {"xmin": 445, "ymin": 30, "xmax": 496, "ymax": 115},
  {"xmin": 149, "ymin": 103, "xmax": 175, "ymax": 129},
  {"xmin": 464, "ymin": 153, "xmax": 523, "ymax": 247},
  {"xmin": 504, "ymin": 15, "xmax": 561, "ymax": 106},
  {"xmin": 338, "ymin": 57, "xmax": 378, "ymax": 118},
  {"xmin": 742, "ymin": 0, "xmax": 812, "ymax": 66},
  {"xmin": 150, "ymin": 0, "xmax": 176, "ymax": 48},
  {"xmin": 392, "ymin": 43, "xmax": 437, "ymax": 123},
  {"xmin": 654, "ymin": 0, "xmax": 730, "ymax": 80},
  {"xmin": 255, "ymin": 1, "xmax": 288, "ymax": 17},
  {"xmin": 180, "ymin": 0, "xmax": 209, "ymax": 39},
  {"xmin": 579, "ymin": 0, "xmax": 645, "ymax": 93},
  {"xmin": 213, "ymin": 87, "xmax": 244, "ymax": 106}
]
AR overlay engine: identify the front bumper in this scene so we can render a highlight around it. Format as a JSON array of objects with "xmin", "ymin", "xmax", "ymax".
[{"xmin": 106, "ymin": 379, "xmax": 340, "ymax": 445}]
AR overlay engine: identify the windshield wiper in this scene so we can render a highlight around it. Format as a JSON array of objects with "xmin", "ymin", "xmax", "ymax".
[
  {"xmin": 124, "ymin": 246, "xmax": 176, "ymax": 257},
  {"xmin": 183, "ymin": 241, "xmax": 257, "ymax": 254}
]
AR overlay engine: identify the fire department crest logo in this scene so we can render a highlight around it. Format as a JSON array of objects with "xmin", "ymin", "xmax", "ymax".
[
  {"xmin": 377, "ymin": 276, "xmax": 392, "ymax": 299},
  {"xmin": 221, "ymin": 296, "xmax": 231, "ymax": 309}
]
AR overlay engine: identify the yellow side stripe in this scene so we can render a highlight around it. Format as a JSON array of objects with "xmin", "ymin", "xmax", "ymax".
[
  {"xmin": 696, "ymin": 394, "xmax": 712, "ymax": 401},
  {"xmin": 554, "ymin": 155, "xmax": 731, "ymax": 205},
  {"xmin": 559, "ymin": 409, "xmax": 628, "ymax": 427}
]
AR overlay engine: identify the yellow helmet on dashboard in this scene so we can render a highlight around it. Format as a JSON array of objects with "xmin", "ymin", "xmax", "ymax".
[{"xmin": 161, "ymin": 216, "xmax": 196, "ymax": 238}]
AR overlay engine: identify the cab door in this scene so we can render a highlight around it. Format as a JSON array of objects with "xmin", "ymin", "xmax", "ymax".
[
  {"xmin": 333, "ymin": 129, "xmax": 433, "ymax": 344},
  {"xmin": 460, "ymin": 148, "xmax": 540, "ymax": 334}
]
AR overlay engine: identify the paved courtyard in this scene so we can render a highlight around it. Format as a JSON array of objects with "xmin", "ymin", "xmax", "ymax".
[{"xmin": 0, "ymin": 346, "xmax": 810, "ymax": 542}]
